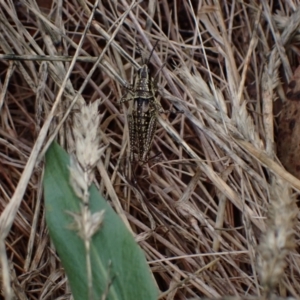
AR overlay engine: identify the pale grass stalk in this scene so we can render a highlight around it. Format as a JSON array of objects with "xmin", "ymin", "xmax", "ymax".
[
  {"xmin": 0, "ymin": 240, "xmax": 13, "ymax": 299},
  {"xmin": 261, "ymin": 51, "xmax": 280, "ymax": 158},
  {"xmin": 68, "ymin": 99, "xmax": 106, "ymax": 300}
]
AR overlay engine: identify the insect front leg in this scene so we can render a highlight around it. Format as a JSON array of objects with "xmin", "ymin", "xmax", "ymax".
[
  {"xmin": 118, "ymin": 80, "xmax": 136, "ymax": 104},
  {"xmin": 154, "ymin": 99, "xmax": 169, "ymax": 114},
  {"xmin": 154, "ymin": 100, "xmax": 183, "ymax": 115},
  {"xmin": 119, "ymin": 89, "xmax": 135, "ymax": 104}
]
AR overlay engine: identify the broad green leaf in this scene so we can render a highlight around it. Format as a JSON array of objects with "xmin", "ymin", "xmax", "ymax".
[{"xmin": 43, "ymin": 142, "xmax": 158, "ymax": 300}]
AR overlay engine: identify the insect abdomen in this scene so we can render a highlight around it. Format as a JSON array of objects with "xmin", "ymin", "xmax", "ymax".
[{"xmin": 130, "ymin": 97, "xmax": 157, "ymax": 163}]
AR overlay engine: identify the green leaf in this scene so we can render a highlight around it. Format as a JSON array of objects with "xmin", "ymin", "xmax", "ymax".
[{"xmin": 43, "ymin": 142, "xmax": 158, "ymax": 300}]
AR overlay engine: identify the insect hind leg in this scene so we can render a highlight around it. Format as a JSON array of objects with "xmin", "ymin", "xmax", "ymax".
[
  {"xmin": 141, "ymin": 115, "xmax": 157, "ymax": 163},
  {"xmin": 128, "ymin": 114, "xmax": 137, "ymax": 163},
  {"xmin": 119, "ymin": 85, "xmax": 135, "ymax": 104}
]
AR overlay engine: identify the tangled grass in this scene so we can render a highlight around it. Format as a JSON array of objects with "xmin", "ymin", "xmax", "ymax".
[{"xmin": 1, "ymin": 1, "xmax": 300, "ymax": 299}]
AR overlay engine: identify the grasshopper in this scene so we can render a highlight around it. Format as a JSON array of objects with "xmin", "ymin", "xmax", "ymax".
[{"xmin": 120, "ymin": 43, "xmax": 172, "ymax": 165}]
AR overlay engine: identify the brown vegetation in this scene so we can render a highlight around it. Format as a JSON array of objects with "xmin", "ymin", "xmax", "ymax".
[{"xmin": 0, "ymin": 1, "xmax": 300, "ymax": 299}]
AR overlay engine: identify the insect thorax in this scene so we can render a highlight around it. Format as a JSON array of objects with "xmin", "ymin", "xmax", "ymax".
[
  {"xmin": 132, "ymin": 97, "xmax": 156, "ymax": 114},
  {"xmin": 133, "ymin": 64, "xmax": 156, "ymax": 97}
]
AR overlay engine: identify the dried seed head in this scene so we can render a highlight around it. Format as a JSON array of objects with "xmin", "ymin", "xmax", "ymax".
[
  {"xmin": 67, "ymin": 208, "xmax": 105, "ymax": 240},
  {"xmin": 73, "ymin": 99, "xmax": 106, "ymax": 177},
  {"xmin": 257, "ymin": 178, "xmax": 297, "ymax": 293},
  {"xmin": 69, "ymin": 155, "xmax": 88, "ymax": 200},
  {"xmin": 177, "ymin": 66, "xmax": 227, "ymax": 114},
  {"xmin": 68, "ymin": 99, "xmax": 107, "ymax": 242}
]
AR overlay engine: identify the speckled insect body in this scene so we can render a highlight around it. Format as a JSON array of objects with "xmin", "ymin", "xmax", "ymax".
[{"xmin": 120, "ymin": 48, "xmax": 166, "ymax": 164}]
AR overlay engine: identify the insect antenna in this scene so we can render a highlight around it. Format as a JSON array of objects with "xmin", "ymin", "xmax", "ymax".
[
  {"xmin": 153, "ymin": 62, "xmax": 166, "ymax": 81},
  {"xmin": 146, "ymin": 39, "xmax": 159, "ymax": 65},
  {"xmin": 135, "ymin": 40, "xmax": 159, "ymax": 66},
  {"xmin": 136, "ymin": 41, "xmax": 145, "ymax": 65}
]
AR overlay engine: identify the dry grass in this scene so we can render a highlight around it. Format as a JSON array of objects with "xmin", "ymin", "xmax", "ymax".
[{"xmin": 1, "ymin": 0, "xmax": 300, "ymax": 299}]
